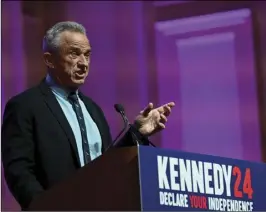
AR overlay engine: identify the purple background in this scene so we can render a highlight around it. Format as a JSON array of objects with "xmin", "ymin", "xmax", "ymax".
[{"xmin": 2, "ymin": 1, "xmax": 266, "ymax": 210}]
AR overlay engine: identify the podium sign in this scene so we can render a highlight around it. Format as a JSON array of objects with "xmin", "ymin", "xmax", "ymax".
[{"xmin": 138, "ymin": 146, "xmax": 266, "ymax": 211}]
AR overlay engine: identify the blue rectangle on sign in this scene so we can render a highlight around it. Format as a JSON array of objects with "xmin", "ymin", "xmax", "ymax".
[{"xmin": 138, "ymin": 146, "xmax": 266, "ymax": 211}]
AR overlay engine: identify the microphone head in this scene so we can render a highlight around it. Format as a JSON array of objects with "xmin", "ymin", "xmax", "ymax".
[{"xmin": 114, "ymin": 104, "xmax": 125, "ymax": 113}]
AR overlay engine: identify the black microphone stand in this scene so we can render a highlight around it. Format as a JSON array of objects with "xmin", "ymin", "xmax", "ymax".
[{"xmin": 106, "ymin": 103, "xmax": 156, "ymax": 151}]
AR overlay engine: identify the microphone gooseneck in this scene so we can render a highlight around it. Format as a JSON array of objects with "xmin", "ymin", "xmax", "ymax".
[
  {"xmin": 106, "ymin": 103, "xmax": 156, "ymax": 151},
  {"xmin": 106, "ymin": 104, "xmax": 130, "ymax": 151}
]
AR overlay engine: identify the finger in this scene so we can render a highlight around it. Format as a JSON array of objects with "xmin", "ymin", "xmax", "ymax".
[
  {"xmin": 158, "ymin": 122, "xmax": 166, "ymax": 129},
  {"xmin": 167, "ymin": 102, "xmax": 175, "ymax": 107},
  {"xmin": 162, "ymin": 106, "xmax": 172, "ymax": 116},
  {"xmin": 158, "ymin": 102, "xmax": 175, "ymax": 114},
  {"xmin": 157, "ymin": 105, "xmax": 166, "ymax": 114},
  {"xmin": 142, "ymin": 102, "xmax": 153, "ymax": 116},
  {"xmin": 160, "ymin": 114, "xmax": 167, "ymax": 123}
]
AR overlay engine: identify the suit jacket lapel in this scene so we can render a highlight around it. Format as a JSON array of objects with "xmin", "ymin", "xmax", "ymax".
[{"xmin": 39, "ymin": 80, "xmax": 81, "ymax": 167}]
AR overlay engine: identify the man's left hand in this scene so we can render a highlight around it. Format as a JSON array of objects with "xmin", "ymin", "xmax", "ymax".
[{"xmin": 134, "ymin": 102, "xmax": 175, "ymax": 136}]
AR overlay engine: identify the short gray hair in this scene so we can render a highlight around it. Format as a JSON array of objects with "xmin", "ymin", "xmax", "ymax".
[{"xmin": 42, "ymin": 21, "xmax": 86, "ymax": 52}]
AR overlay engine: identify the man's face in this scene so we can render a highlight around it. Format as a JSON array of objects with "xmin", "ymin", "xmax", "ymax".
[{"xmin": 45, "ymin": 31, "xmax": 91, "ymax": 89}]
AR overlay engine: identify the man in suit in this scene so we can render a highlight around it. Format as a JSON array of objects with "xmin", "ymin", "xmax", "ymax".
[{"xmin": 1, "ymin": 21, "xmax": 175, "ymax": 210}]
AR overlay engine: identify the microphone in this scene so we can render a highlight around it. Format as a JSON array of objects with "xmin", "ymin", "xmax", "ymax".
[
  {"xmin": 112, "ymin": 104, "xmax": 130, "ymax": 145},
  {"xmin": 105, "ymin": 104, "xmax": 131, "ymax": 150},
  {"xmin": 106, "ymin": 103, "xmax": 156, "ymax": 150},
  {"xmin": 114, "ymin": 104, "xmax": 129, "ymax": 126},
  {"xmin": 114, "ymin": 104, "xmax": 144, "ymax": 147}
]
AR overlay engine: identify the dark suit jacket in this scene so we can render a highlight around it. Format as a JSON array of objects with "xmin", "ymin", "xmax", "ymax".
[{"xmin": 1, "ymin": 80, "xmax": 145, "ymax": 210}]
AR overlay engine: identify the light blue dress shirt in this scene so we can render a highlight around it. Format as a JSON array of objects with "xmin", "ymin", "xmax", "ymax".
[{"xmin": 46, "ymin": 75, "xmax": 102, "ymax": 166}]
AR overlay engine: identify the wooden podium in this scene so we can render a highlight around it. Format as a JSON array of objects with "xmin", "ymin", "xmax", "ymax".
[
  {"xmin": 29, "ymin": 145, "xmax": 266, "ymax": 211},
  {"xmin": 29, "ymin": 147, "xmax": 142, "ymax": 211}
]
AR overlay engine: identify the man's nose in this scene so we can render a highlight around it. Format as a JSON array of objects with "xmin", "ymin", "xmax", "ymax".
[{"xmin": 78, "ymin": 55, "xmax": 88, "ymax": 68}]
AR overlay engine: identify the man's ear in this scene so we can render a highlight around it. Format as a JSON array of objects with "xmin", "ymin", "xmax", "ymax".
[{"xmin": 43, "ymin": 52, "xmax": 55, "ymax": 69}]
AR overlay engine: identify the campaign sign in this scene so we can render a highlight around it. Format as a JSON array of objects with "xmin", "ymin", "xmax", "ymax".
[{"xmin": 138, "ymin": 146, "xmax": 266, "ymax": 211}]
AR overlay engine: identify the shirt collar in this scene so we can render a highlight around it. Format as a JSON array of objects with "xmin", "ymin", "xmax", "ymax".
[{"xmin": 45, "ymin": 74, "xmax": 79, "ymax": 100}]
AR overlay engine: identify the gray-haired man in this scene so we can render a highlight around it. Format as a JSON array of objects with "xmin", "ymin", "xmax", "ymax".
[{"xmin": 2, "ymin": 21, "xmax": 175, "ymax": 210}]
